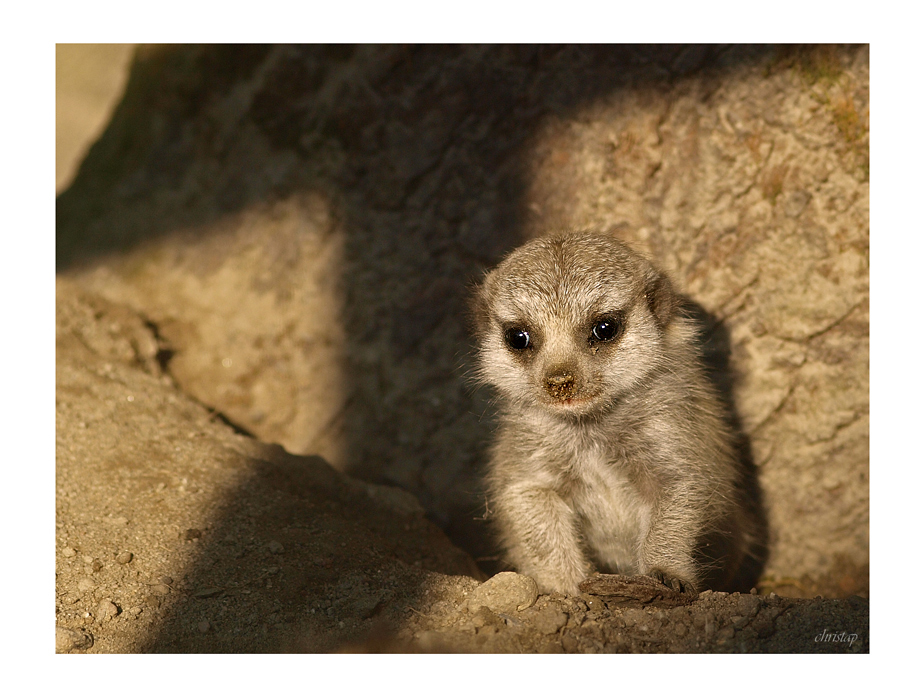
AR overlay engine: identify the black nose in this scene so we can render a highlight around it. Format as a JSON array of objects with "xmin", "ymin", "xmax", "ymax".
[{"xmin": 544, "ymin": 371, "xmax": 577, "ymax": 400}]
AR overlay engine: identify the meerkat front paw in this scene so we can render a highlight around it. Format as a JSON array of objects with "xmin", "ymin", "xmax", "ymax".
[
  {"xmin": 648, "ymin": 569, "xmax": 699, "ymax": 596},
  {"xmin": 529, "ymin": 570, "xmax": 588, "ymax": 597},
  {"xmin": 522, "ymin": 558, "xmax": 593, "ymax": 596}
]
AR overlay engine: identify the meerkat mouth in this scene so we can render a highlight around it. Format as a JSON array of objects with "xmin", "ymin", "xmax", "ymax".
[{"xmin": 544, "ymin": 393, "xmax": 598, "ymax": 412}]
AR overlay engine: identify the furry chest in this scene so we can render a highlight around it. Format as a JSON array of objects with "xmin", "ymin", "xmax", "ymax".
[{"xmin": 564, "ymin": 450, "xmax": 650, "ymax": 572}]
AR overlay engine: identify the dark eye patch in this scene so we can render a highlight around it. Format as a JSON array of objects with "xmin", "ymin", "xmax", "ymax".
[
  {"xmin": 504, "ymin": 327, "xmax": 531, "ymax": 350},
  {"xmin": 589, "ymin": 312, "xmax": 624, "ymax": 344}
]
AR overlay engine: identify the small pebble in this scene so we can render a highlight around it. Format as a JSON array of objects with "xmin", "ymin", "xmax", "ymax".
[
  {"xmin": 735, "ymin": 593, "xmax": 762, "ymax": 618},
  {"xmin": 82, "ymin": 556, "xmax": 94, "ymax": 565},
  {"xmin": 470, "ymin": 606, "xmax": 503, "ymax": 629},
  {"xmin": 116, "ymin": 552, "xmax": 133, "ymax": 564},
  {"xmin": 184, "ymin": 529, "xmax": 202, "ymax": 541},
  {"xmin": 192, "ymin": 587, "xmax": 223, "ymax": 598},
  {"xmin": 198, "ymin": 619, "xmax": 210, "ymax": 633},
  {"xmin": 268, "ymin": 540, "xmax": 284, "ymax": 554},
  {"xmin": 91, "ymin": 559, "xmax": 104, "ymax": 572},
  {"xmin": 149, "ymin": 584, "xmax": 170, "ymax": 596},
  {"xmin": 582, "ymin": 595, "xmax": 607, "ymax": 613},
  {"xmin": 77, "ymin": 578, "xmax": 95, "ymax": 593},
  {"xmin": 56, "ymin": 626, "xmax": 93, "ymax": 653},
  {"xmin": 533, "ymin": 607, "xmax": 569, "ymax": 635},
  {"xmin": 62, "ymin": 547, "xmax": 77, "ymax": 558},
  {"xmin": 464, "ymin": 572, "xmax": 539, "ymax": 614},
  {"xmin": 158, "ymin": 576, "xmax": 173, "ymax": 585},
  {"xmin": 96, "ymin": 599, "xmax": 119, "ymax": 623}
]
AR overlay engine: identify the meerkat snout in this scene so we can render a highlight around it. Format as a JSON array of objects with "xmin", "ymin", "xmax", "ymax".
[
  {"xmin": 472, "ymin": 232, "xmax": 758, "ymax": 596},
  {"xmin": 544, "ymin": 369, "xmax": 577, "ymax": 400}
]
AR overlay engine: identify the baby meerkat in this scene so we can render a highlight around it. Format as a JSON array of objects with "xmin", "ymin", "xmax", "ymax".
[{"xmin": 472, "ymin": 232, "xmax": 755, "ymax": 596}]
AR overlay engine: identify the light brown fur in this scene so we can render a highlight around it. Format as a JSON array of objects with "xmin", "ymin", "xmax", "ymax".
[{"xmin": 472, "ymin": 233, "xmax": 755, "ymax": 595}]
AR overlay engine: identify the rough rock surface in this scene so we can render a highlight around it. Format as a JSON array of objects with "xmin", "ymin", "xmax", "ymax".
[
  {"xmin": 55, "ymin": 44, "xmax": 869, "ymax": 651},
  {"xmin": 55, "ymin": 278, "xmax": 482, "ymax": 652}
]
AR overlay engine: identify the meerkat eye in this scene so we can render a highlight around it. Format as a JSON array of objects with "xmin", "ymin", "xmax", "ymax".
[
  {"xmin": 504, "ymin": 328, "xmax": 531, "ymax": 350},
  {"xmin": 591, "ymin": 318, "xmax": 621, "ymax": 342}
]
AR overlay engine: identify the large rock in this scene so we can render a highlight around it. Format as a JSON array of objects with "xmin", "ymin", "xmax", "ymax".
[
  {"xmin": 55, "ymin": 277, "xmax": 483, "ymax": 652},
  {"xmin": 57, "ymin": 44, "xmax": 868, "ymax": 597}
]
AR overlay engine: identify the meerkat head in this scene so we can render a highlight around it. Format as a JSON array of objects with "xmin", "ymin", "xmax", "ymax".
[{"xmin": 473, "ymin": 233, "xmax": 678, "ymax": 418}]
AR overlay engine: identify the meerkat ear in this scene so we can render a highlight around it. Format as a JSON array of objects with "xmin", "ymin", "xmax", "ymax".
[
  {"xmin": 644, "ymin": 267, "xmax": 677, "ymax": 329},
  {"xmin": 469, "ymin": 271, "xmax": 496, "ymax": 336}
]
